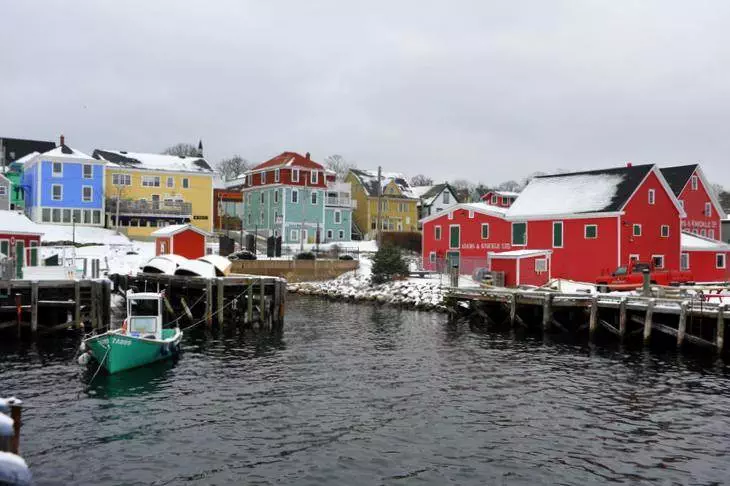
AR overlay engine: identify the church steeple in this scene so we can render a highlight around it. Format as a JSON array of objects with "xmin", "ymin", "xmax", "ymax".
[{"xmin": 198, "ymin": 139, "xmax": 204, "ymax": 157}]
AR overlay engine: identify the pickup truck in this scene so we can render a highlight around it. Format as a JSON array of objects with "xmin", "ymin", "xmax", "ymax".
[{"xmin": 595, "ymin": 261, "xmax": 693, "ymax": 292}]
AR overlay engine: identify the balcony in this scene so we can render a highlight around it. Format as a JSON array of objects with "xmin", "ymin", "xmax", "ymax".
[
  {"xmin": 106, "ymin": 198, "xmax": 193, "ymax": 217},
  {"xmin": 325, "ymin": 195, "xmax": 355, "ymax": 208}
]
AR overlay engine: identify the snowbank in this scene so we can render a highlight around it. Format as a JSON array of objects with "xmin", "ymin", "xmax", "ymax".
[{"xmin": 37, "ymin": 224, "xmax": 132, "ymax": 245}]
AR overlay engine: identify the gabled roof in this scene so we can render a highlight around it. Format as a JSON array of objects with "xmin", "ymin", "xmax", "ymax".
[
  {"xmin": 411, "ymin": 183, "xmax": 457, "ymax": 206},
  {"xmin": 660, "ymin": 164, "xmax": 699, "ymax": 196},
  {"xmin": 506, "ymin": 164, "xmax": 681, "ymax": 220},
  {"xmin": 420, "ymin": 202, "xmax": 508, "ymax": 224},
  {"xmin": 0, "ymin": 210, "xmax": 44, "ymax": 235},
  {"xmin": 93, "ymin": 149, "xmax": 212, "ymax": 173},
  {"xmin": 41, "ymin": 145, "xmax": 93, "ymax": 160},
  {"xmin": 251, "ymin": 152, "xmax": 324, "ymax": 172},
  {"xmin": 151, "ymin": 223, "xmax": 211, "ymax": 238},
  {"xmin": 349, "ymin": 169, "xmax": 416, "ymax": 198},
  {"xmin": 9, "ymin": 151, "xmax": 39, "ymax": 168},
  {"xmin": 661, "ymin": 164, "xmax": 726, "ymax": 219},
  {"xmin": 681, "ymin": 231, "xmax": 730, "ymax": 251},
  {"xmin": 0, "ymin": 137, "xmax": 56, "ymax": 163}
]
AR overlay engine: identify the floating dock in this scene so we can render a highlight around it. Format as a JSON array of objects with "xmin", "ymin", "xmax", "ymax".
[
  {"xmin": 109, "ymin": 273, "xmax": 286, "ymax": 331},
  {"xmin": 445, "ymin": 287, "xmax": 728, "ymax": 352}
]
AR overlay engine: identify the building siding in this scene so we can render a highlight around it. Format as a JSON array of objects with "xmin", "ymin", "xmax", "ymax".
[{"xmin": 678, "ymin": 170, "xmax": 721, "ymax": 239}]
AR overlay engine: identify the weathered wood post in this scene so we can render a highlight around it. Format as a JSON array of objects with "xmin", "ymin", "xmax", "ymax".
[
  {"xmin": 677, "ymin": 301, "xmax": 688, "ymax": 347},
  {"xmin": 716, "ymin": 303, "xmax": 726, "ymax": 353},
  {"xmin": 542, "ymin": 293, "xmax": 553, "ymax": 331},
  {"xmin": 74, "ymin": 281, "xmax": 81, "ymax": 327},
  {"xmin": 641, "ymin": 269, "xmax": 651, "ymax": 297},
  {"xmin": 217, "ymin": 278, "xmax": 225, "ymax": 327},
  {"xmin": 30, "ymin": 281, "xmax": 39, "ymax": 335},
  {"xmin": 273, "ymin": 279, "xmax": 281, "ymax": 324},
  {"xmin": 205, "ymin": 278, "xmax": 214, "ymax": 328},
  {"xmin": 247, "ymin": 279, "xmax": 254, "ymax": 325},
  {"xmin": 509, "ymin": 293, "xmax": 517, "ymax": 327},
  {"xmin": 259, "ymin": 279, "xmax": 267, "ymax": 326},
  {"xmin": 643, "ymin": 298, "xmax": 655, "ymax": 344},
  {"xmin": 618, "ymin": 297, "xmax": 627, "ymax": 340},
  {"xmin": 589, "ymin": 295, "xmax": 598, "ymax": 339},
  {"xmin": 90, "ymin": 282, "xmax": 99, "ymax": 330},
  {"xmin": 15, "ymin": 293, "xmax": 22, "ymax": 338}
]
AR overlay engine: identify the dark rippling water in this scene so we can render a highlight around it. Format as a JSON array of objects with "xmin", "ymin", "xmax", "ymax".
[{"xmin": 2, "ymin": 295, "xmax": 730, "ymax": 485}]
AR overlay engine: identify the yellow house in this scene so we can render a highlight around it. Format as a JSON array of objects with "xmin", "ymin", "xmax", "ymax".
[
  {"xmin": 93, "ymin": 150, "xmax": 214, "ymax": 239},
  {"xmin": 346, "ymin": 169, "xmax": 418, "ymax": 240}
]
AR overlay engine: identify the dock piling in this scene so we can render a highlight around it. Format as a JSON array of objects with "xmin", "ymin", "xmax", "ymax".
[
  {"xmin": 677, "ymin": 302, "xmax": 688, "ymax": 347},
  {"xmin": 717, "ymin": 303, "xmax": 726, "ymax": 352},
  {"xmin": 217, "ymin": 278, "xmax": 225, "ymax": 326},
  {"xmin": 643, "ymin": 298, "xmax": 655, "ymax": 344},
  {"xmin": 589, "ymin": 295, "xmax": 598, "ymax": 338},
  {"xmin": 205, "ymin": 279, "xmax": 213, "ymax": 328},
  {"xmin": 542, "ymin": 293, "xmax": 553, "ymax": 331},
  {"xmin": 30, "ymin": 282, "xmax": 38, "ymax": 335},
  {"xmin": 619, "ymin": 297, "xmax": 627, "ymax": 340}
]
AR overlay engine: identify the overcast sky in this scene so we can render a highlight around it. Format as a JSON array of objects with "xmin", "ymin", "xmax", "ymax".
[{"xmin": 2, "ymin": 1, "xmax": 730, "ymax": 186}]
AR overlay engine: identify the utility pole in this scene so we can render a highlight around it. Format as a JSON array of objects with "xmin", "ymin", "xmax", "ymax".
[
  {"xmin": 376, "ymin": 166, "xmax": 383, "ymax": 247},
  {"xmin": 300, "ymin": 186, "xmax": 308, "ymax": 253},
  {"xmin": 115, "ymin": 185, "xmax": 123, "ymax": 234}
]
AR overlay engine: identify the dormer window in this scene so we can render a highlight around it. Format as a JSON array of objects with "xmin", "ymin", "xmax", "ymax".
[
  {"xmin": 275, "ymin": 169, "xmax": 280, "ymax": 183},
  {"xmin": 648, "ymin": 189, "xmax": 655, "ymax": 205},
  {"xmin": 311, "ymin": 170, "xmax": 318, "ymax": 184},
  {"xmin": 691, "ymin": 175, "xmax": 698, "ymax": 190},
  {"xmin": 292, "ymin": 169, "xmax": 300, "ymax": 183},
  {"xmin": 260, "ymin": 171, "xmax": 266, "ymax": 184}
]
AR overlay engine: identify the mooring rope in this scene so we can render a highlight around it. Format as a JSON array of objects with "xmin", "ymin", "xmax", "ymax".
[{"xmin": 179, "ymin": 282, "xmax": 256, "ymax": 332}]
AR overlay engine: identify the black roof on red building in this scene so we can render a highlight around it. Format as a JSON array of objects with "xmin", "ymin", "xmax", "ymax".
[{"xmin": 659, "ymin": 164, "xmax": 699, "ymax": 196}]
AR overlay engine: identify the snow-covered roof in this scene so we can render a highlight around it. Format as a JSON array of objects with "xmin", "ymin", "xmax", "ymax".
[
  {"xmin": 349, "ymin": 169, "xmax": 415, "ymax": 198},
  {"xmin": 410, "ymin": 183, "xmax": 456, "ymax": 206},
  {"xmin": 93, "ymin": 149, "xmax": 213, "ymax": 174},
  {"xmin": 41, "ymin": 145, "xmax": 93, "ymax": 160},
  {"xmin": 151, "ymin": 224, "xmax": 210, "ymax": 238},
  {"xmin": 174, "ymin": 260, "xmax": 216, "ymax": 278},
  {"xmin": 489, "ymin": 249, "xmax": 552, "ymax": 258},
  {"xmin": 419, "ymin": 202, "xmax": 508, "ymax": 224},
  {"xmin": 505, "ymin": 164, "xmax": 683, "ymax": 220},
  {"xmin": 9, "ymin": 151, "xmax": 39, "ymax": 167},
  {"xmin": 198, "ymin": 255, "xmax": 232, "ymax": 276},
  {"xmin": 492, "ymin": 190, "xmax": 520, "ymax": 197},
  {"xmin": 0, "ymin": 211, "xmax": 44, "ymax": 235},
  {"xmin": 251, "ymin": 151, "xmax": 325, "ymax": 172},
  {"xmin": 681, "ymin": 232, "xmax": 730, "ymax": 252}
]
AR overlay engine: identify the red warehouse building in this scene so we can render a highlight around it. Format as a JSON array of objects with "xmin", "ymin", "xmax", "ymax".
[
  {"xmin": 680, "ymin": 232, "xmax": 730, "ymax": 283},
  {"xmin": 481, "ymin": 190, "xmax": 519, "ymax": 208},
  {"xmin": 488, "ymin": 250, "xmax": 552, "ymax": 287},
  {"xmin": 504, "ymin": 164, "xmax": 686, "ymax": 283},
  {"xmin": 421, "ymin": 203, "xmax": 512, "ymax": 275},
  {"xmin": 660, "ymin": 165, "xmax": 726, "ymax": 240},
  {"xmin": 152, "ymin": 224, "xmax": 209, "ymax": 259}
]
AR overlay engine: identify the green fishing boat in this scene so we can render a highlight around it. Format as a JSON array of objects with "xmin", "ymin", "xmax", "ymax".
[{"xmin": 81, "ymin": 291, "xmax": 182, "ymax": 374}]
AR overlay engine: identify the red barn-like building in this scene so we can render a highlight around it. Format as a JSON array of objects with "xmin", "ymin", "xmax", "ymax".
[
  {"xmin": 0, "ymin": 211, "xmax": 43, "ymax": 275},
  {"xmin": 481, "ymin": 190, "xmax": 519, "ymax": 208},
  {"xmin": 152, "ymin": 224, "xmax": 208, "ymax": 260},
  {"xmin": 421, "ymin": 203, "xmax": 512, "ymax": 275},
  {"xmin": 505, "ymin": 164, "xmax": 686, "ymax": 282},
  {"xmin": 680, "ymin": 232, "xmax": 730, "ymax": 283},
  {"xmin": 661, "ymin": 165, "xmax": 726, "ymax": 240}
]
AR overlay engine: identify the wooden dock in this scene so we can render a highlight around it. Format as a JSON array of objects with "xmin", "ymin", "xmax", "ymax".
[
  {"xmin": 0, "ymin": 279, "xmax": 111, "ymax": 337},
  {"xmin": 445, "ymin": 287, "xmax": 729, "ymax": 352},
  {"xmin": 109, "ymin": 273, "xmax": 286, "ymax": 331}
]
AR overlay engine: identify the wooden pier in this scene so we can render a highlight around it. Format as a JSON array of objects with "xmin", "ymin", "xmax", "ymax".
[
  {"xmin": 445, "ymin": 287, "xmax": 729, "ymax": 352},
  {"xmin": 0, "ymin": 279, "xmax": 111, "ymax": 337},
  {"xmin": 109, "ymin": 273, "xmax": 286, "ymax": 331}
]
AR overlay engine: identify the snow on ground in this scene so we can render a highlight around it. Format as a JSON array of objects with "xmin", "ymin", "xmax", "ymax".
[
  {"xmin": 37, "ymin": 224, "xmax": 132, "ymax": 245},
  {"xmin": 41, "ymin": 241, "xmax": 155, "ymax": 276},
  {"xmin": 282, "ymin": 240, "xmax": 378, "ymax": 253}
]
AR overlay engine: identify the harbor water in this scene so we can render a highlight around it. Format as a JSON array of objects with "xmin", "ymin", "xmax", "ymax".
[{"xmin": 2, "ymin": 295, "xmax": 730, "ymax": 485}]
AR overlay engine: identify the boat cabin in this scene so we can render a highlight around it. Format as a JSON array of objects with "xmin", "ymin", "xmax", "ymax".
[{"xmin": 125, "ymin": 291, "xmax": 163, "ymax": 340}]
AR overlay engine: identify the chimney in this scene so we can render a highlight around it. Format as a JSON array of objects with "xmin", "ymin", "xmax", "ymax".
[
  {"xmin": 305, "ymin": 152, "xmax": 310, "ymax": 160},
  {"xmin": 626, "ymin": 162, "xmax": 632, "ymax": 168},
  {"xmin": 60, "ymin": 134, "xmax": 65, "ymax": 146}
]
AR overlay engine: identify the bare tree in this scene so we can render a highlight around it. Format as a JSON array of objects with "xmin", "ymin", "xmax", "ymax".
[
  {"xmin": 217, "ymin": 155, "xmax": 250, "ymax": 181},
  {"xmin": 162, "ymin": 143, "xmax": 200, "ymax": 157},
  {"xmin": 496, "ymin": 180, "xmax": 521, "ymax": 192},
  {"xmin": 450, "ymin": 179, "xmax": 476, "ymax": 203},
  {"xmin": 324, "ymin": 154, "xmax": 355, "ymax": 181},
  {"xmin": 410, "ymin": 174, "xmax": 434, "ymax": 186}
]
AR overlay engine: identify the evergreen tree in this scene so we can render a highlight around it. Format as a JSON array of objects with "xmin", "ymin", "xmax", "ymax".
[{"xmin": 371, "ymin": 245, "xmax": 409, "ymax": 284}]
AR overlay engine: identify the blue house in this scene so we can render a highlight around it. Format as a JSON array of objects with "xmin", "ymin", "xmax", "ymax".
[{"xmin": 23, "ymin": 138, "xmax": 106, "ymax": 226}]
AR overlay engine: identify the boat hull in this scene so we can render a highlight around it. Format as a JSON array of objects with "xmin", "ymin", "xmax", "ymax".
[{"xmin": 85, "ymin": 329, "xmax": 182, "ymax": 374}]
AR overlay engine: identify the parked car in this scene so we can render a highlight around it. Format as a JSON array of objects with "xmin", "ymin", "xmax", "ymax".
[
  {"xmin": 595, "ymin": 261, "xmax": 692, "ymax": 292},
  {"xmin": 228, "ymin": 250, "xmax": 257, "ymax": 261}
]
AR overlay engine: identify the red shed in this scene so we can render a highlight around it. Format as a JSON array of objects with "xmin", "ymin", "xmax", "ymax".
[
  {"xmin": 505, "ymin": 164, "xmax": 685, "ymax": 282},
  {"xmin": 481, "ymin": 190, "xmax": 519, "ymax": 208},
  {"xmin": 0, "ymin": 210, "xmax": 43, "ymax": 277},
  {"xmin": 420, "ymin": 203, "xmax": 513, "ymax": 275},
  {"xmin": 661, "ymin": 165, "xmax": 726, "ymax": 240},
  {"xmin": 488, "ymin": 250, "xmax": 552, "ymax": 287},
  {"xmin": 680, "ymin": 232, "xmax": 730, "ymax": 283},
  {"xmin": 151, "ymin": 224, "xmax": 209, "ymax": 260}
]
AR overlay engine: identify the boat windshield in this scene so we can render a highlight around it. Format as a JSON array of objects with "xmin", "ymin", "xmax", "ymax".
[{"xmin": 130, "ymin": 299, "xmax": 159, "ymax": 317}]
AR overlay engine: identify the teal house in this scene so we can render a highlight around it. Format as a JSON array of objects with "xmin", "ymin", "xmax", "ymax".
[{"xmin": 241, "ymin": 152, "xmax": 352, "ymax": 244}]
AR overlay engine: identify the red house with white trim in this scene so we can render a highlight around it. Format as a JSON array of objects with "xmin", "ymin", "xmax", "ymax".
[
  {"xmin": 660, "ymin": 165, "xmax": 726, "ymax": 240},
  {"xmin": 680, "ymin": 232, "xmax": 730, "ymax": 283},
  {"xmin": 151, "ymin": 224, "xmax": 208, "ymax": 259},
  {"xmin": 481, "ymin": 190, "xmax": 519, "ymax": 208},
  {"xmin": 421, "ymin": 203, "xmax": 512, "ymax": 275},
  {"xmin": 503, "ymin": 164, "xmax": 686, "ymax": 283},
  {"xmin": 0, "ymin": 210, "xmax": 43, "ymax": 277}
]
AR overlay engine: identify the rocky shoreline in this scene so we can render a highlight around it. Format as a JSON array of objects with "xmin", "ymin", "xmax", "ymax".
[{"xmin": 287, "ymin": 276, "xmax": 448, "ymax": 312}]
